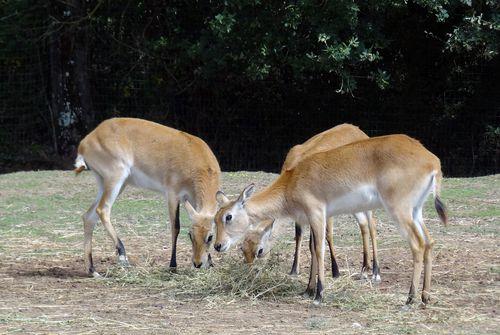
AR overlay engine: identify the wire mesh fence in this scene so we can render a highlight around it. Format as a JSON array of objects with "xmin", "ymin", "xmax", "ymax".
[
  {"xmin": 0, "ymin": 24, "xmax": 54, "ymax": 170},
  {"xmin": 0, "ymin": 17, "xmax": 498, "ymax": 176}
]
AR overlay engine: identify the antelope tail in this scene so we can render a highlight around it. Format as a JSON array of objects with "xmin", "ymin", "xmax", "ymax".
[
  {"xmin": 433, "ymin": 171, "xmax": 448, "ymax": 226},
  {"xmin": 74, "ymin": 154, "xmax": 88, "ymax": 175}
]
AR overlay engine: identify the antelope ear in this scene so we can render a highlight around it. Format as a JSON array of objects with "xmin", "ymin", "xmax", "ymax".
[
  {"xmin": 261, "ymin": 220, "xmax": 274, "ymax": 241},
  {"xmin": 184, "ymin": 200, "xmax": 198, "ymax": 219},
  {"xmin": 237, "ymin": 183, "xmax": 255, "ymax": 205},
  {"xmin": 216, "ymin": 191, "xmax": 230, "ymax": 206}
]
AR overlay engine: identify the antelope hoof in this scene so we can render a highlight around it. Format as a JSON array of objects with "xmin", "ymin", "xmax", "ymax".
[
  {"xmin": 289, "ymin": 269, "xmax": 299, "ymax": 276},
  {"xmin": 312, "ymin": 298, "xmax": 323, "ymax": 307},
  {"xmin": 92, "ymin": 271, "xmax": 102, "ymax": 279},
  {"xmin": 406, "ymin": 295, "xmax": 417, "ymax": 305},
  {"xmin": 360, "ymin": 269, "xmax": 369, "ymax": 280},
  {"xmin": 118, "ymin": 255, "xmax": 130, "ymax": 267},
  {"xmin": 312, "ymin": 280, "xmax": 324, "ymax": 305},
  {"xmin": 302, "ymin": 288, "xmax": 315, "ymax": 298},
  {"xmin": 372, "ymin": 274, "xmax": 381, "ymax": 283},
  {"xmin": 421, "ymin": 292, "xmax": 431, "ymax": 304}
]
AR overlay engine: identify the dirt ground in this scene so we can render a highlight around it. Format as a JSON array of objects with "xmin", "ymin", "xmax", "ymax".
[{"xmin": 0, "ymin": 171, "xmax": 498, "ymax": 334}]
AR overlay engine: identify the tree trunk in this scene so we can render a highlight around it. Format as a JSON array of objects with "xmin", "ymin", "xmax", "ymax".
[
  {"xmin": 48, "ymin": 0, "xmax": 94, "ymax": 164},
  {"xmin": 73, "ymin": 0, "xmax": 94, "ymax": 130}
]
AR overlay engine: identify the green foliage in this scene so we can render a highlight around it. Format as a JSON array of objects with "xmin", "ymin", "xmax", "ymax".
[
  {"xmin": 0, "ymin": 0, "xmax": 498, "ymax": 175},
  {"xmin": 445, "ymin": 6, "xmax": 500, "ymax": 61},
  {"xmin": 64, "ymin": 0, "xmax": 497, "ymax": 94},
  {"xmin": 2, "ymin": 0, "xmax": 497, "ymax": 94}
]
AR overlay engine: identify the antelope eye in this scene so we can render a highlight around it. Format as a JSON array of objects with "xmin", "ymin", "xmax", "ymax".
[
  {"xmin": 206, "ymin": 235, "xmax": 213, "ymax": 244},
  {"xmin": 225, "ymin": 214, "xmax": 232, "ymax": 222}
]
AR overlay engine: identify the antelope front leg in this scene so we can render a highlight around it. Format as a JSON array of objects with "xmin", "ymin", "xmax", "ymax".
[
  {"xmin": 309, "ymin": 211, "xmax": 326, "ymax": 305},
  {"xmin": 83, "ymin": 201, "xmax": 100, "ymax": 277},
  {"xmin": 354, "ymin": 212, "xmax": 370, "ymax": 279},
  {"xmin": 167, "ymin": 198, "xmax": 181, "ymax": 270},
  {"xmin": 367, "ymin": 211, "xmax": 381, "ymax": 282}
]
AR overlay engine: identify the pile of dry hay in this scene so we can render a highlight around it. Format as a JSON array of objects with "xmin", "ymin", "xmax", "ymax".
[{"xmin": 102, "ymin": 250, "xmax": 374, "ymax": 305}]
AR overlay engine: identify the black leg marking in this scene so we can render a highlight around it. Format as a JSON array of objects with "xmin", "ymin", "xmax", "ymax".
[
  {"xmin": 169, "ymin": 203, "xmax": 180, "ymax": 269},
  {"xmin": 169, "ymin": 250, "xmax": 177, "ymax": 269},
  {"xmin": 304, "ymin": 232, "xmax": 317, "ymax": 298},
  {"xmin": 406, "ymin": 284, "xmax": 416, "ymax": 304},
  {"xmin": 314, "ymin": 279, "xmax": 323, "ymax": 303},
  {"xmin": 421, "ymin": 292, "xmax": 431, "ymax": 304},
  {"xmin": 295, "ymin": 223, "xmax": 302, "ymax": 237},
  {"xmin": 306, "ymin": 233, "xmax": 315, "ymax": 288},
  {"xmin": 331, "ymin": 257, "xmax": 340, "ymax": 278},
  {"xmin": 174, "ymin": 203, "xmax": 180, "ymax": 229},
  {"xmin": 290, "ymin": 223, "xmax": 302, "ymax": 275},
  {"xmin": 303, "ymin": 287, "xmax": 315, "ymax": 298},
  {"xmin": 88, "ymin": 253, "xmax": 95, "ymax": 275},
  {"xmin": 372, "ymin": 259, "xmax": 380, "ymax": 277},
  {"xmin": 116, "ymin": 238, "xmax": 126, "ymax": 256},
  {"xmin": 290, "ymin": 260, "xmax": 299, "ymax": 275}
]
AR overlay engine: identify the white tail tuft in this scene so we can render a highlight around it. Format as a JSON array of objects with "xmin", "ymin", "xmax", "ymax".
[{"xmin": 74, "ymin": 154, "xmax": 87, "ymax": 174}]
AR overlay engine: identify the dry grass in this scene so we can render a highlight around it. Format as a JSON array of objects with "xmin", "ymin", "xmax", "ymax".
[
  {"xmin": 103, "ymin": 254, "xmax": 305, "ymax": 301},
  {"xmin": 0, "ymin": 171, "xmax": 498, "ymax": 334}
]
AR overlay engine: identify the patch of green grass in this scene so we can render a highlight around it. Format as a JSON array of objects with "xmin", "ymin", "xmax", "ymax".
[
  {"xmin": 442, "ymin": 187, "xmax": 484, "ymax": 199},
  {"xmin": 459, "ymin": 222, "xmax": 499, "ymax": 236},
  {"xmin": 470, "ymin": 207, "xmax": 500, "ymax": 218},
  {"xmin": 489, "ymin": 266, "xmax": 500, "ymax": 274}
]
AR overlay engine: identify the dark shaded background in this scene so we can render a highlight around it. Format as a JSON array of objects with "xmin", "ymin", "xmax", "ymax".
[{"xmin": 0, "ymin": 1, "xmax": 498, "ymax": 176}]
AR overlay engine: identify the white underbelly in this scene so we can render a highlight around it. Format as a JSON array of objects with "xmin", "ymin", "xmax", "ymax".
[
  {"xmin": 128, "ymin": 168, "xmax": 165, "ymax": 193},
  {"xmin": 326, "ymin": 185, "xmax": 382, "ymax": 216}
]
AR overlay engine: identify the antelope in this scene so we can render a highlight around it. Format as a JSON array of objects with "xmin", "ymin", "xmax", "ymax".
[
  {"xmin": 74, "ymin": 118, "xmax": 220, "ymax": 277},
  {"xmin": 214, "ymin": 134, "xmax": 447, "ymax": 304},
  {"xmin": 240, "ymin": 219, "xmax": 275, "ymax": 264},
  {"xmin": 240, "ymin": 124, "xmax": 380, "ymax": 281}
]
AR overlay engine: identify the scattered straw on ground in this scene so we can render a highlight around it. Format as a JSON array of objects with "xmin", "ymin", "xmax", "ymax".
[{"xmin": 0, "ymin": 171, "xmax": 498, "ymax": 334}]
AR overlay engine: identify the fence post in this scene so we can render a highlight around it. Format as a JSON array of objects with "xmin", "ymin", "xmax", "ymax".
[{"xmin": 48, "ymin": 23, "xmax": 63, "ymax": 156}]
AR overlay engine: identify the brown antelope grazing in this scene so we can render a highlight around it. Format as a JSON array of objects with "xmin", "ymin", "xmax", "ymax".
[
  {"xmin": 240, "ymin": 124, "xmax": 380, "ymax": 281},
  {"xmin": 240, "ymin": 219, "xmax": 275, "ymax": 264},
  {"xmin": 241, "ymin": 212, "xmax": 378, "ymax": 279},
  {"xmin": 74, "ymin": 118, "xmax": 220, "ymax": 277},
  {"xmin": 214, "ymin": 135, "xmax": 447, "ymax": 304}
]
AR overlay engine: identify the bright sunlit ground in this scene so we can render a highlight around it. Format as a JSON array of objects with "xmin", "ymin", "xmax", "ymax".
[{"xmin": 0, "ymin": 171, "xmax": 498, "ymax": 334}]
